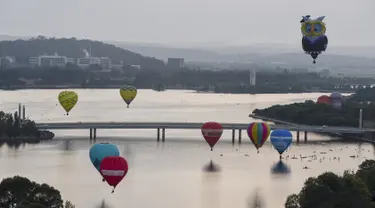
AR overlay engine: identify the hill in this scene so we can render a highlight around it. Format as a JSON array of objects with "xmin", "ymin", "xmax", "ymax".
[
  {"xmin": 0, "ymin": 36, "xmax": 165, "ymax": 68},
  {"xmin": 112, "ymin": 41, "xmax": 375, "ymax": 70}
]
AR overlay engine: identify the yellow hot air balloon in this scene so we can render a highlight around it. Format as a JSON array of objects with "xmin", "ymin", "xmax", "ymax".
[
  {"xmin": 119, "ymin": 86, "xmax": 137, "ymax": 108},
  {"xmin": 58, "ymin": 91, "xmax": 78, "ymax": 115}
]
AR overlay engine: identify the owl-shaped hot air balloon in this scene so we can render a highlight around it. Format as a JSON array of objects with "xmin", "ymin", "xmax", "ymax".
[{"xmin": 300, "ymin": 15, "xmax": 328, "ymax": 64}]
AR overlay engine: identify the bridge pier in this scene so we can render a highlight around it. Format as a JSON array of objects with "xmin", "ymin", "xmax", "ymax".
[
  {"xmin": 232, "ymin": 129, "xmax": 236, "ymax": 144},
  {"xmin": 238, "ymin": 129, "xmax": 242, "ymax": 144},
  {"xmin": 296, "ymin": 131, "xmax": 300, "ymax": 143},
  {"xmin": 157, "ymin": 128, "xmax": 160, "ymax": 142},
  {"xmin": 304, "ymin": 131, "xmax": 307, "ymax": 142},
  {"xmin": 162, "ymin": 128, "xmax": 165, "ymax": 142},
  {"xmin": 93, "ymin": 128, "xmax": 97, "ymax": 141}
]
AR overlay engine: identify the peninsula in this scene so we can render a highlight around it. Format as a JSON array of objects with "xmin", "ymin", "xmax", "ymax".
[
  {"xmin": 0, "ymin": 110, "xmax": 54, "ymax": 142},
  {"xmin": 252, "ymin": 87, "xmax": 375, "ymax": 128}
]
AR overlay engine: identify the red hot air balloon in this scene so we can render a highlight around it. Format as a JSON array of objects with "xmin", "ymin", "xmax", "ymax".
[
  {"xmin": 201, "ymin": 122, "xmax": 223, "ymax": 151},
  {"xmin": 317, "ymin": 95, "xmax": 331, "ymax": 105},
  {"xmin": 100, "ymin": 156, "xmax": 129, "ymax": 193}
]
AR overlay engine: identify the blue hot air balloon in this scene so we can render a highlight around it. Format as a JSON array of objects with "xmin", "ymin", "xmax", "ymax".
[
  {"xmin": 89, "ymin": 143, "xmax": 120, "ymax": 172},
  {"xmin": 270, "ymin": 129, "xmax": 293, "ymax": 158}
]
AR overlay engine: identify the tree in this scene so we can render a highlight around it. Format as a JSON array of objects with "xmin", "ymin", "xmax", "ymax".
[
  {"xmin": 285, "ymin": 161, "xmax": 375, "ymax": 208},
  {"xmin": 0, "ymin": 175, "xmax": 74, "ymax": 208}
]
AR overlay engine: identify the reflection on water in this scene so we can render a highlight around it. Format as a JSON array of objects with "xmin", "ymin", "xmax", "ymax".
[
  {"xmin": 247, "ymin": 188, "xmax": 265, "ymax": 208},
  {"xmin": 270, "ymin": 160, "xmax": 291, "ymax": 177},
  {"xmin": 202, "ymin": 159, "xmax": 221, "ymax": 173}
]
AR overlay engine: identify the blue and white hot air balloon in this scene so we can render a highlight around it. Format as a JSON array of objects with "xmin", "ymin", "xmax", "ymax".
[{"xmin": 270, "ymin": 129, "xmax": 293, "ymax": 159}]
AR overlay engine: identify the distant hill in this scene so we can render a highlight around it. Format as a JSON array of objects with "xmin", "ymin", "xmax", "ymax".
[
  {"xmin": 0, "ymin": 36, "xmax": 165, "ymax": 67},
  {"xmin": 111, "ymin": 41, "xmax": 375, "ymax": 69}
]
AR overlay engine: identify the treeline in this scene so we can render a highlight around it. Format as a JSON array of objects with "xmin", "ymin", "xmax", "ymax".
[
  {"xmin": 0, "ymin": 36, "xmax": 164, "ymax": 67},
  {"xmin": 253, "ymin": 87, "xmax": 375, "ymax": 127},
  {"xmin": 0, "ymin": 111, "xmax": 38, "ymax": 137},
  {"xmin": 285, "ymin": 160, "xmax": 375, "ymax": 207},
  {"xmin": 1, "ymin": 65, "xmax": 372, "ymax": 93}
]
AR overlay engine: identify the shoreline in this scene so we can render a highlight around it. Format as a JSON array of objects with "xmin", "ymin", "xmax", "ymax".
[
  {"xmin": 0, "ymin": 131, "xmax": 55, "ymax": 142},
  {"xmin": 0, "ymin": 85, "xmax": 355, "ymax": 94}
]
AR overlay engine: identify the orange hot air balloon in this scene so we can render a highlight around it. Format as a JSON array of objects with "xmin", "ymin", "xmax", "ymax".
[{"xmin": 201, "ymin": 122, "xmax": 223, "ymax": 151}]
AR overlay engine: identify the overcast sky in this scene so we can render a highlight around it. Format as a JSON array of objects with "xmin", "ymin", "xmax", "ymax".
[{"xmin": 0, "ymin": 0, "xmax": 374, "ymax": 47}]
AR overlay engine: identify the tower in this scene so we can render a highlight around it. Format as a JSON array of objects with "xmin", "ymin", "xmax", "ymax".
[{"xmin": 249, "ymin": 68, "xmax": 256, "ymax": 86}]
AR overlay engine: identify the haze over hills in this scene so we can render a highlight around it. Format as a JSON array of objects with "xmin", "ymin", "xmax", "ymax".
[{"xmin": 1, "ymin": 35, "xmax": 375, "ymax": 70}]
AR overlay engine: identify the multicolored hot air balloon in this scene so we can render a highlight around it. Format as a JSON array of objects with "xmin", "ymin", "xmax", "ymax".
[
  {"xmin": 201, "ymin": 121, "xmax": 223, "ymax": 151},
  {"xmin": 247, "ymin": 122, "xmax": 271, "ymax": 153},
  {"xmin": 270, "ymin": 129, "xmax": 293, "ymax": 159},
  {"xmin": 119, "ymin": 86, "xmax": 137, "ymax": 108},
  {"xmin": 300, "ymin": 15, "xmax": 328, "ymax": 64},
  {"xmin": 89, "ymin": 143, "xmax": 120, "ymax": 181},
  {"xmin": 58, "ymin": 91, "xmax": 78, "ymax": 115},
  {"xmin": 100, "ymin": 156, "xmax": 129, "ymax": 193}
]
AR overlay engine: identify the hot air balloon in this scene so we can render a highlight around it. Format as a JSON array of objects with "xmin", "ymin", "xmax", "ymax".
[
  {"xmin": 247, "ymin": 122, "xmax": 271, "ymax": 153},
  {"xmin": 300, "ymin": 15, "xmax": 328, "ymax": 64},
  {"xmin": 201, "ymin": 122, "xmax": 223, "ymax": 151},
  {"xmin": 270, "ymin": 129, "xmax": 292, "ymax": 159},
  {"xmin": 89, "ymin": 143, "xmax": 120, "ymax": 181},
  {"xmin": 119, "ymin": 86, "xmax": 137, "ymax": 108},
  {"xmin": 330, "ymin": 92, "xmax": 343, "ymax": 109},
  {"xmin": 100, "ymin": 156, "xmax": 129, "ymax": 193},
  {"xmin": 316, "ymin": 95, "xmax": 331, "ymax": 105},
  {"xmin": 58, "ymin": 91, "xmax": 78, "ymax": 115}
]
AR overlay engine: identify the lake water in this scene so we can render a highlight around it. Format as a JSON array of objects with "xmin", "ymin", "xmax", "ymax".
[{"xmin": 0, "ymin": 89, "xmax": 372, "ymax": 208}]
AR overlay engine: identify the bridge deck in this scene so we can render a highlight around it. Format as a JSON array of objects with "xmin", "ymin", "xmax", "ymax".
[{"xmin": 35, "ymin": 122, "xmax": 373, "ymax": 134}]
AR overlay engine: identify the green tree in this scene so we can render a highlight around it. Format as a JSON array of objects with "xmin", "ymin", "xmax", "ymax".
[
  {"xmin": 0, "ymin": 176, "xmax": 66, "ymax": 208},
  {"xmin": 285, "ymin": 161, "xmax": 375, "ymax": 208}
]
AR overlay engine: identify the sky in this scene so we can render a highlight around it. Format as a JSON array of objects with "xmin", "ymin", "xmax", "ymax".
[{"xmin": 0, "ymin": 0, "xmax": 374, "ymax": 47}]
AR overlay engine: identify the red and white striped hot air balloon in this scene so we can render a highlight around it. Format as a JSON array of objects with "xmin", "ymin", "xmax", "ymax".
[
  {"xmin": 100, "ymin": 156, "xmax": 129, "ymax": 193},
  {"xmin": 201, "ymin": 121, "xmax": 223, "ymax": 151}
]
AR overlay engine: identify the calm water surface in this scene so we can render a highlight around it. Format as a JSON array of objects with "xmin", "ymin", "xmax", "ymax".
[{"xmin": 0, "ymin": 89, "xmax": 372, "ymax": 208}]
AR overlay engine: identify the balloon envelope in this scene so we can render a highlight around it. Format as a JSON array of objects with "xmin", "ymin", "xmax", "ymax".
[
  {"xmin": 89, "ymin": 143, "xmax": 120, "ymax": 172},
  {"xmin": 270, "ymin": 129, "xmax": 293, "ymax": 155},
  {"xmin": 201, "ymin": 122, "xmax": 223, "ymax": 150},
  {"xmin": 119, "ymin": 86, "xmax": 137, "ymax": 107},
  {"xmin": 58, "ymin": 91, "xmax": 78, "ymax": 114},
  {"xmin": 317, "ymin": 95, "xmax": 331, "ymax": 105},
  {"xmin": 100, "ymin": 156, "xmax": 129, "ymax": 187},
  {"xmin": 247, "ymin": 122, "xmax": 271, "ymax": 150}
]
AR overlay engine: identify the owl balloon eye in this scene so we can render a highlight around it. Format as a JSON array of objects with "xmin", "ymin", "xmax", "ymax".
[
  {"xmin": 314, "ymin": 24, "xmax": 322, "ymax": 32},
  {"xmin": 305, "ymin": 23, "xmax": 312, "ymax": 33}
]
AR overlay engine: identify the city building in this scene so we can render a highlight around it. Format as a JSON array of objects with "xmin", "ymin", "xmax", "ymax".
[
  {"xmin": 77, "ymin": 57, "xmax": 101, "ymax": 68},
  {"xmin": 167, "ymin": 58, "xmax": 184, "ymax": 68},
  {"xmin": 111, "ymin": 60, "xmax": 124, "ymax": 70},
  {"xmin": 0, "ymin": 56, "xmax": 15, "ymax": 68},
  {"xmin": 249, "ymin": 68, "xmax": 256, "ymax": 86},
  {"xmin": 319, "ymin": 69, "xmax": 330, "ymax": 77},
  {"xmin": 100, "ymin": 57, "xmax": 111, "ymax": 69},
  {"xmin": 29, "ymin": 53, "xmax": 68, "ymax": 68}
]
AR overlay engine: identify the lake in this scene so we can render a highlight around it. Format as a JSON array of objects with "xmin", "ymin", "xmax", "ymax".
[{"xmin": 0, "ymin": 89, "xmax": 372, "ymax": 208}]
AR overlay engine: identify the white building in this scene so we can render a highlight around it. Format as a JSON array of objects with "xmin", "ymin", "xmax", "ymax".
[
  {"xmin": 29, "ymin": 53, "xmax": 68, "ymax": 68},
  {"xmin": 0, "ymin": 56, "xmax": 16, "ymax": 68},
  {"xmin": 249, "ymin": 68, "xmax": 256, "ymax": 86},
  {"xmin": 167, "ymin": 58, "xmax": 184, "ymax": 68},
  {"xmin": 77, "ymin": 57, "xmax": 101, "ymax": 68},
  {"xmin": 100, "ymin": 57, "xmax": 112, "ymax": 69}
]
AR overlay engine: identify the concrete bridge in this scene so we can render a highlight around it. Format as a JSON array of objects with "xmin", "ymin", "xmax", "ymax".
[{"xmin": 36, "ymin": 122, "xmax": 375, "ymax": 143}]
